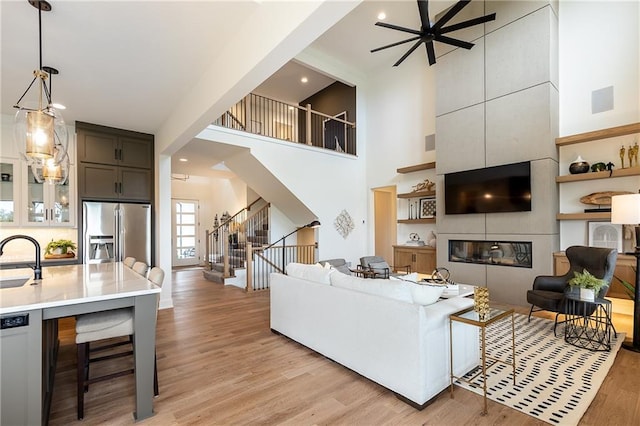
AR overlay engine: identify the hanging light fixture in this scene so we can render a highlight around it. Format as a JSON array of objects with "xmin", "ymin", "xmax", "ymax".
[
  {"xmin": 13, "ymin": 0, "xmax": 68, "ymax": 167},
  {"xmin": 31, "ymin": 146, "xmax": 69, "ymax": 185}
]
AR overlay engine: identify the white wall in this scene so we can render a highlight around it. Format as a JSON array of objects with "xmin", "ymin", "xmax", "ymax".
[
  {"xmin": 559, "ymin": 1, "xmax": 640, "ymax": 135},
  {"xmin": 558, "ymin": 1, "xmax": 640, "ymax": 251},
  {"xmin": 362, "ymin": 52, "xmax": 438, "ymax": 248}
]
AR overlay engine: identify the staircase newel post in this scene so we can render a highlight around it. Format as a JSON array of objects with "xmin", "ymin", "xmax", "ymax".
[
  {"xmin": 205, "ymin": 230, "xmax": 211, "ymax": 270},
  {"xmin": 306, "ymin": 103, "xmax": 312, "ymax": 145},
  {"xmin": 223, "ymin": 229, "xmax": 230, "ymax": 278},
  {"xmin": 246, "ymin": 242, "xmax": 253, "ymax": 292}
]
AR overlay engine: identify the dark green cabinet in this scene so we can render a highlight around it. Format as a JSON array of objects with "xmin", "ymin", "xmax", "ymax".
[{"xmin": 76, "ymin": 122, "xmax": 153, "ymax": 202}]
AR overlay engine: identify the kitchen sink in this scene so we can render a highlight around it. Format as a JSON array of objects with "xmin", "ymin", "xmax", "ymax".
[{"xmin": 0, "ymin": 276, "xmax": 30, "ymax": 289}]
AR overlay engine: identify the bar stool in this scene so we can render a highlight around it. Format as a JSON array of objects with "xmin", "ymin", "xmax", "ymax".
[
  {"xmin": 75, "ymin": 266, "xmax": 164, "ymax": 419},
  {"xmin": 123, "ymin": 257, "xmax": 136, "ymax": 268},
  {"xmin": 132, "ymin": 261, "xmax": 148, "ymax": 277}
]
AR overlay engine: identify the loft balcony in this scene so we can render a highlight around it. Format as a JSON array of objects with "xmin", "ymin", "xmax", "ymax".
[{"xmin": 213, "ymin": 93, "xmax": 357, "ymax": 155}]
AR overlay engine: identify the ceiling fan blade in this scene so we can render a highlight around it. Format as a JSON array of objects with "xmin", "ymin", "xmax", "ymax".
[
  {"xmin": 439, "ymin": 13, "xmax": 496, "ymax": 34},
  {"xmin": 435, "ymin": 34, "xmax": 474, "ymax": 49},
  {"xmin": 371, "ymin": 36, "xmax": 422, "ymax": 53},
  {"xmin": 375, "ymin": 21, "xmax": 422, "ymax": 35},
  {"xmin": 417, "ymin": 0, "xmax": 431, "ymax": 30},
  {"xmin": 432, "ymin": 0, "xmax": 470, "ymax": 31},
  {"xmin": 393, "ymin": 40, "xmax": 424, "ymax": 67},
  {"xmin": 425, "ymin": 41, "xmax": 436, "ymax": 65}
]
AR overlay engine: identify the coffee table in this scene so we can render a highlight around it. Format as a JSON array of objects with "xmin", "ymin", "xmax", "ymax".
[{"xmin": 449, "ymin": 306, "xmax": 516, "ymax": 415}]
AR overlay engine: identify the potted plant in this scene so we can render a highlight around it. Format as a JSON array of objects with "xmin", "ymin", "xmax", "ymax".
[
  {"xmin": 568, "ymin": 269, "xmax": 607, "ymax": 300},
  {"xmin": 45, "ymin": 239, "xmax": 77, "ymax": 258}
]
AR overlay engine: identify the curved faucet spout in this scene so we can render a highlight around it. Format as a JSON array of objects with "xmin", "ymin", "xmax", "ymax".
[{"xmin": 0, "ymin": 234, "xmax": 43, "ymax": 280}]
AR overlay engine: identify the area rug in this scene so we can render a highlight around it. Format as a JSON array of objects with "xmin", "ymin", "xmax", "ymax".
[{"xmin": 454, "ymin": 313, "xmax": 624, "ymax": 425}]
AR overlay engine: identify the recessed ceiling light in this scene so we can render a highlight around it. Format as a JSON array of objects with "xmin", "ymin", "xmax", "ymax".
[
  {"xmin": 378, "ymin": 12, "xmax": 386, "ymax": 20},
  {"xmin": 51, "ymin": 103, "xmax": 66, "ymax": 110},
  {"xmin": 179, "ymin": 158, "xmax": 188, "ymax": 162},
  {"xmin": 301, "ymin": 77, "xmax": 308, "ymax": 83}
]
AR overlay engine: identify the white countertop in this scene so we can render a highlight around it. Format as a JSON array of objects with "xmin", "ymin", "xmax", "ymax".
[{"xmin": 0, "ymin": 263, "xmax": 161, "ymax": 315}]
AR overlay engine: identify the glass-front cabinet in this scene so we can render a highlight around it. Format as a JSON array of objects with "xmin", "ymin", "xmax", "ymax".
[
  {"xmin": 0, "ymin": 159, "xmax": 20, "ymax": 225},
  {"xmin": 23, "ymin": 165, "xmax": 75, "ymax": 227}
]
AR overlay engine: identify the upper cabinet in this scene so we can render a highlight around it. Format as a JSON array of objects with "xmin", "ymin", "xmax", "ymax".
[
  {"xmin": 76, "ymin": 122, "xmax": 154, "ymax": 202},
  {"xmin": 0, "ymin": 159, "xmax": 21, "ymax": 226},
  {"xmin": 22, "ymin": 165, "xmax": 75, "ymax": 227}
]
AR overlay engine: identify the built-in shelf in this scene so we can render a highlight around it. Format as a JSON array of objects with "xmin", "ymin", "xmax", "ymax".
[
  {"xmin": 397, "ymin": 218, "xmax": 436, "ymax": 224},
  {"xmin": 556, "ymin": 166, "xmax": 640, "ymax": 183},
  {"xmin": 556, "ymin": 212, "xmax": 611, "ymax": 220},
  {"xmin": 396, "ymin": 162, "xmax": 436, "ymax": 174},
  {"xmin": 555, "ymin": 122, "xmax": 640, "ymax": 146},
  {"xmin": 397, "ymin": 189, "xmax": 435, "ymax": 199}
]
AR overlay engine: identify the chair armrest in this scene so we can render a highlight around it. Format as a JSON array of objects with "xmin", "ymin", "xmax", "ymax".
[{"xmin": 532, "ymin": 275, "xmax": 568, "ymax": 292}]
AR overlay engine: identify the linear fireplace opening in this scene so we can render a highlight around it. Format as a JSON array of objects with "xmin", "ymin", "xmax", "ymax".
[{"xmin": 449, "ymin": 240, "xmax": 532, "ymax": 268}]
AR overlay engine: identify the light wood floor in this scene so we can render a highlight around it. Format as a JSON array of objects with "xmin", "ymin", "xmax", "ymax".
[{"xmin": 48, "ymin": 269, "xmax": 640, "ymax": 425}]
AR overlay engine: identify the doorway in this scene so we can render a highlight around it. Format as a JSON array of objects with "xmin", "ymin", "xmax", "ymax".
[
  {"xmin": 373, "ymin": 186, "xmax": 397, "ymax": 265},
  {"xmin": 323, "ymin": 111, "xmax": 347, "ymax": 152},
  {"xmin": 172, "ymin": 199, "xmax": 200, "ymax": 267}
]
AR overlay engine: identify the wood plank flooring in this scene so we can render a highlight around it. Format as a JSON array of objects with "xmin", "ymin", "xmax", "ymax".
[{"xmin": 48, "ymin": 269, "xmax": 640, "ymax": 425}]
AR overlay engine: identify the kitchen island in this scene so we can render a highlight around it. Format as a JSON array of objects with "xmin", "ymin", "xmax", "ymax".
[{"xmin": 0, "ymin": 262, "xmax": 161, "ymax": 425}]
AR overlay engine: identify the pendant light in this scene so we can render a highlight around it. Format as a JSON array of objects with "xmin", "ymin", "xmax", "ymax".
[{"xmin": 13, "ymin": 0, "xmax": 68, "ymax": 167}]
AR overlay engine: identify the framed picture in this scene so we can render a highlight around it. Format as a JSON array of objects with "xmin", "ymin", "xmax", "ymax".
[
  {"xmin": 419, "ymin": 198, "xmax": 436, "ymax": 218},
  {"xmin": 588, "ymin": 221, "xmax": 623, "ymax": 253}
]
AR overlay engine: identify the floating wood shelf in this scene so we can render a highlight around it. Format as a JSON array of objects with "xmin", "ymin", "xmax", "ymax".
[
  {"xmin": 556, "ymin": 166, "xmax": 640, "ymax": 183},
  {"xmin": 556, "ymin": 212, "xmax": 611, "ymax": 220},
  {"xmin": 396, "ymin": 162, "xmax": 436, "ymax": 174},
  {"xmin": 397, "ymin": 189, "xmax": 436, "ymax": 199},
  {"xmin": 397, "ymin": 218, "xmax": 436, "ymax": 224},
  {"xmin": 555, "ymin": 122, "xmax": 640, "ymax": 146}
]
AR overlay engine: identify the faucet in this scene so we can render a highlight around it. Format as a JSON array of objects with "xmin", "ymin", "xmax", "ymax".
[{"xmin": 0, "ymin": 234, "xmax": 43, "ymax": 280}]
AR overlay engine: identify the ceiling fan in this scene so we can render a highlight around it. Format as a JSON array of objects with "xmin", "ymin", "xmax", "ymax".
[{"xmin": 371, "ymin": 0, "xmax": 496, "ymax": 66}]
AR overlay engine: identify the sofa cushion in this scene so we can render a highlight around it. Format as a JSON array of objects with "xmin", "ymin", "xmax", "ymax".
[
  {"xmin": 286, "ymin": 262, "xmax": 333, "ymax": 285},
  {"xmin": 330, "ymin": 272, "xmax": 412, "ymax": 303}
]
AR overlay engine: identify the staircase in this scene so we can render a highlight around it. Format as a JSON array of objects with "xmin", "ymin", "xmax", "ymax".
[{"xmin": 203, "ymin": 199, "xmax": 269, "ymax": 284}]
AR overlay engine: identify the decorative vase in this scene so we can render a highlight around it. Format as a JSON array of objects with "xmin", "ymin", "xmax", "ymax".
[
  {"xmin": 473, "ymin": 287, "xmax": 490, "ymax": 320},
  {"xmin": 579, "ymin": 288, "xmax": 595, "ymax": 300},
  {"xmin": 569, "ymin": 156, "xmax": 590, "ymax": 174}
]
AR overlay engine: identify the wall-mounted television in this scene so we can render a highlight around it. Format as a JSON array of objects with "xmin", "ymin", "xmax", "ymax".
[{"xmin": 444, "ymin": 161, "xmax": 532, "ymax": 214}]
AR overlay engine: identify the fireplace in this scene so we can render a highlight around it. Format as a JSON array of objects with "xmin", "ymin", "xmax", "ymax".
[{"xmin": 449, "ymin": 240, "xmax": 532, "ymax": 268}]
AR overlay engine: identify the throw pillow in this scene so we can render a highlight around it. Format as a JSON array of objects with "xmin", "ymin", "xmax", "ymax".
[
  {"xmin": 286, "ymin": 262, "xmax": 333, "ymax": 285},
  {"xmin": 390, "ymin": 272, "xmax": 419, "ymax": 282},
  {"xmin": 408, "ymin": 283, "xmax": 445, "ymax": 305}
]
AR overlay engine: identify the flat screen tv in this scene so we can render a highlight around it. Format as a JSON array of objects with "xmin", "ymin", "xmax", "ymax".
[{"xmin": 444, "ymin": 161, "xmax": 532, "ymax": 214}]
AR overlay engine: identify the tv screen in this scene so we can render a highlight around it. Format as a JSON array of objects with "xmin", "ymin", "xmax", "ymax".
[{"xmin": 444, "ymin": 161, "xmax": 532, "ymax": 214}]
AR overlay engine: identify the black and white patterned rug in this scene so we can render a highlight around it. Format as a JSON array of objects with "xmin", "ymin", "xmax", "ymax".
[{"xmin": 454, "ymin": 313, "xmax": 624, "ymax": 425}]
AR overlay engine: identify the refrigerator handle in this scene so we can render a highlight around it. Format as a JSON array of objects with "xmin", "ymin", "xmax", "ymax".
[{"xmin": 115, "ymin": 207, "xmax": 121, "ymax": 262}]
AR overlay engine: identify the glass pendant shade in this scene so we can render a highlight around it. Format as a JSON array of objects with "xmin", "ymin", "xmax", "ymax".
[
  {"xmin": 31, "ymin": 147, "xmax": 69, "ymax": 185},
  {"xmin": 26, "ymin": 110, "xmax": 54, "ymax": 158},
  {"xmin": 14, "ymin": 103, "xmax": 69, "ymax": 165}
]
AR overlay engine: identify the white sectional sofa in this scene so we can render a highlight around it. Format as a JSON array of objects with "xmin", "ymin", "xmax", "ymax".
[{"xmin": 270, "ymin": 264, "xmax": 480, "ymax": 408}]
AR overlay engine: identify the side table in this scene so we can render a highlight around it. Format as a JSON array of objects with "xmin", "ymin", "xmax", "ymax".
[
  {"xmin": 449, "ymin": 307, "xmax": 516, "ymax": 415},
  {"xmin": 564, "ymin": 294, "xmax": 617, "ymax": 351}
]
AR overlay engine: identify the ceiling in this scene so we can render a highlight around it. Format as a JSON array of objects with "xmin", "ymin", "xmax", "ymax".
[{"xmin": 1, "ymin": 0, "xmax": 456, "ymax": 178}]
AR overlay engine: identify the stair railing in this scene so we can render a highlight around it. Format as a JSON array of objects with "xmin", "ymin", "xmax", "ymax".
[
  {"xmin": 246, "ymin": 241, "xmax": 317, "ymax": 291},
  {"xmin": 205, "ymin": 198, "xmax": 268, "ymax": 277}
]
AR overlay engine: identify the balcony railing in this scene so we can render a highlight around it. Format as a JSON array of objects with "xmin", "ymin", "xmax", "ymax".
[{"xmin": 213, "ymin": 93, "xmax": 356, "ymax": 155}]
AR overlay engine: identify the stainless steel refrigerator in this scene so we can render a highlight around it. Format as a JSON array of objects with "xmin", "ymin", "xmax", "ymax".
[{"xmin": 83, "ymin": 201, "xmax": 151, "ymax": 265}]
